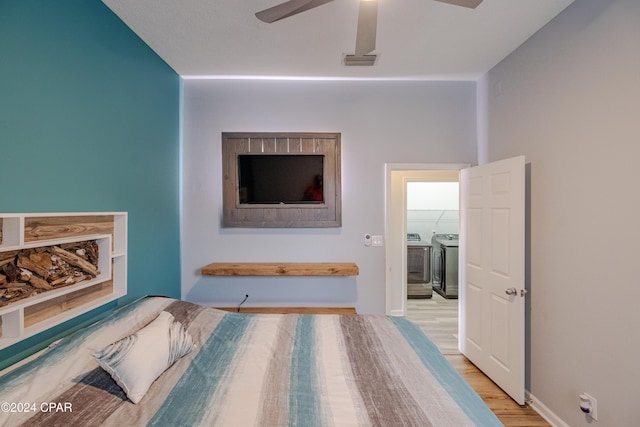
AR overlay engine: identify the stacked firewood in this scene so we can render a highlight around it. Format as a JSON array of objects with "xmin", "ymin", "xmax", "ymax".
[{"xmin": 0, "ymin": 241, "xmax": 99, "ymax": 307}]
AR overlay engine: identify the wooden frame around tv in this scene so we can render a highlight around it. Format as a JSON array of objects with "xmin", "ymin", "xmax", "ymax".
[{"xmin": 222, "ymin": 132, "xmax": 341, "ymax": 228}]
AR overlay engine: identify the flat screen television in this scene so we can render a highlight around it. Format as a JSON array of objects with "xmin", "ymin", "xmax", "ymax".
[
  {"xmin": 238, "ymin": 155, "xmax": 324, "ymax": 204},
  {"xmin": 222, "ymin": 132, "xmax": 341, "ymax": 228}
]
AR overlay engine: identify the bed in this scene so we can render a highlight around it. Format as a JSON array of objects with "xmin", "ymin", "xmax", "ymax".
[{"xmin": 0, "ymin": 297, "xmax": 503, "ymax": 426}]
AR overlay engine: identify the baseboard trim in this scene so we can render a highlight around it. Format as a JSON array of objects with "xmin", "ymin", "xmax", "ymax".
[{"xmin": 526, "ymin": 391, "xmax": 569, "ymax": 427}]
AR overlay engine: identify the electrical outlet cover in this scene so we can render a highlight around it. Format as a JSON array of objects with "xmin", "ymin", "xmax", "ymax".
[
  {"xmin": 581, "ymin": 393, "xmax": 598, "ymax": 421},
  {"xmin": 585, "ymin": 393, "xmax": 597, "ymax": 421}
]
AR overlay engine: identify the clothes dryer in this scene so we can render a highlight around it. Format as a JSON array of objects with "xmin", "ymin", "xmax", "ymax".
[{"xmin": 431, "ymin": 234, "xmax": 459, "ymax": 298}]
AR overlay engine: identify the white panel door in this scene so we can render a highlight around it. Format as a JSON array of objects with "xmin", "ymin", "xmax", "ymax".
[{"xmin": 459, "ymin": 156, "xmax": 525, "ymax": 404}]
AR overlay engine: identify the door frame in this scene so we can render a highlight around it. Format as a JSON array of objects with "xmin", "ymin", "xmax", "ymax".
[{"xmin": 384, "ymin": 163, "xmax": 469, "ymax": 316}]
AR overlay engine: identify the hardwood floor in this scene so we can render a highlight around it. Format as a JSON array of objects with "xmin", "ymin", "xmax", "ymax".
[
  {"xmin": 446, "ymin": 355, "xmax": 550, "ymax": 426},
  {"xmin": 406, "ymin": 294, "xmax": 550, "ymax": 427}
]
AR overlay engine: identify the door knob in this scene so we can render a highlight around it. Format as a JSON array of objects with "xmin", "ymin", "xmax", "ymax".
[{"xmin": 505, "ymin": 287, "xmax": 517, "ymax": 296}]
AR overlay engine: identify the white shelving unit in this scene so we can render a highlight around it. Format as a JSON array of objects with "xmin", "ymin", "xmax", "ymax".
[{"xmin": 0, "ymin": 212, "xmax": 127, "ymax": 350}]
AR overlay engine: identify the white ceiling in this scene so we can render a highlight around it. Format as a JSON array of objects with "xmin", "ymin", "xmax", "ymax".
[{"xmin": 102, "ymin": 0, "xmax": 575, "ymax": 80}]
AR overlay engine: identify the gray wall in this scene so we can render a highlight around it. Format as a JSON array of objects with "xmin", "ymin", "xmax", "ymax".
[
  {"xmin": 181, "ymin": 80, "xmax": 476, "ymax": 314},
  {"xmin": 481, "ymin": 0, "xmax": 640, "ymax": 425}
]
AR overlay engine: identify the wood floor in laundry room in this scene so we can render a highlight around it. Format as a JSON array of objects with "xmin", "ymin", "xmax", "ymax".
[
  {"xmin": 406, "ymin": 293, "xmax": 550, "ymax": 426},
  {"xmin": 406, "ymin": 292, "xmax": 459, "ymax": 354}
]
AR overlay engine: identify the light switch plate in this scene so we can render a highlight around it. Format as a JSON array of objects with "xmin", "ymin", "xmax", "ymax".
[{"xmin": 372, "ymin": 235, "xmax": 383, "ymax": 247}]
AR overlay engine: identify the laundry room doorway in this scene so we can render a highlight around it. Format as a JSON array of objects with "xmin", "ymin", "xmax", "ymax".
[
  {"xmin": 406, "ymin": 180, "xmax": 459, "ymax": 299},
  {"xmin": 386, "ymin": 158, "xmax": 527, "ymax": 403},
  {"xmin": 406, "ymin": 178, "xmax": 460, "ymax": 354},
  {"xmin": 384, "ymin": 164, "xmax": 467, "ymax": 353},
  {"xmin": 384, "ymin": 164, "xmax": 467, "ymax": 315}
]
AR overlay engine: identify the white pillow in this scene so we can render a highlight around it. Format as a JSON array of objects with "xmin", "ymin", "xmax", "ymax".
[{"xmin": 93, "ymin": 311, "xmax": 195, "ymax": 404}]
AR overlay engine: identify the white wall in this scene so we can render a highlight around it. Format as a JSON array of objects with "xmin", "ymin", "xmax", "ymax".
[
  {"xmin": 407, "ymin": 182, "xmax": 459, "ymax": 210},
  {"xmin": 407, "ymin": 210, "xmax": 459, "ymax": 238},
  {"xmin": 481, "ymin": 0, "xmax": 640, "ymax": 425},
  {"xmin": 181, "ymin": 80, "xmax": 476, "ymax": 314},
  {"xmin": 407, "ymin": 181, "xmax": 460, "ymax": 238}
]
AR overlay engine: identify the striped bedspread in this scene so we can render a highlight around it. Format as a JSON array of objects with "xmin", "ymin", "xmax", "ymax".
[{"xmin": 0, "ymin": 297, "xmax": 503, "ymax": 426}]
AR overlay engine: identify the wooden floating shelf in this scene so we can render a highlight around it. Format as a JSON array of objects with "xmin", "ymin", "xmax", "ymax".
[{"xmin": 201, "ymin": 262, "xmax": 359, "ymax": 277}]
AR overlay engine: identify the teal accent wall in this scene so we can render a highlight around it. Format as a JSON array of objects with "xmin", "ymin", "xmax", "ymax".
[{"xmin": 0, "ymin": 1, "xmax": 181, "ymax": 368}]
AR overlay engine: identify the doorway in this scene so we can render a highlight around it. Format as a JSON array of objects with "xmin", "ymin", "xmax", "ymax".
[
  {"xmin": 385, "ymin": 159, "xmax": 527, "ymax": 403},
  {"xmin": 384, "ymin": 163, "xmax": 467, "ymax": 315},
  {"xmin": 405, "ymin": 179, "xmax": 460, "ymax": 353},
  {"xmin": 384, "ymin": 163, "xmax": 468, "ymax": 352}
]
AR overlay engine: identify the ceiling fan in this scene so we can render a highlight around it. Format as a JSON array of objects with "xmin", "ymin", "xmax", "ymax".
[{"xmin": 255, "ymin": 0, "xmax": 484, "ymax": 65}]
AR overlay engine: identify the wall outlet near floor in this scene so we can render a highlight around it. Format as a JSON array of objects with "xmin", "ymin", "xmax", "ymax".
[{"xmin": 579, "ymin": 393, "xmax": 598, "ymax": 421}]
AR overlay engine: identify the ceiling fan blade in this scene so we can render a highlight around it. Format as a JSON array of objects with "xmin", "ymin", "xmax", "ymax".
[
  {"xmin": 256, "ymin": 0, "xmax": 334, "ymax": 23},
  {"xmin": 354, "ymin": 0, "xmax": 378, "ymax": 57},
  {"xmin": 433, "ymin": 0, "xmax": 483, "ymax": 9}
]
